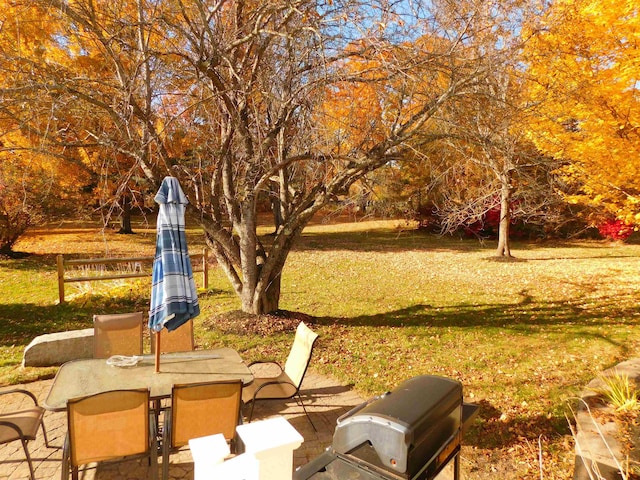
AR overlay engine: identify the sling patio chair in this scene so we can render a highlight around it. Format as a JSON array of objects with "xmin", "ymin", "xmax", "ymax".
[
  {"xmin": 0, "ymin": 389, "xmax": 51, "ymax": 480},
  {"xmin": 150, "ymin": 319, "xmax": 196, "ymax": 425},
  {"xmin": 162, "ymin": 380, "xmax": 243, "ymax": 480},
  {"xmin": 93, "ymin": 312, "xmax": 144, "ymax": 358},
  {"xmin": 242, "ymin": 321, "xmax": 319, "ymax": 430},
  {"xmin": 61, "ymin": 388, "xmax": 157, "ymax": 480},
  {"xmin": 150, "ymin": 319, "xmax": 194, "ymax": 354}
]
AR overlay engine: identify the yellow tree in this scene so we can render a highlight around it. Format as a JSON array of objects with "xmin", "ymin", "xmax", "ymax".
[
  {"xmin": 314, "ymin": 44, "xmax": 388, "ymax": 211},
  {"xmin": 524, "ymin": 0, "xmax": 640, "ymax": 228},
  {"xmin": 0, "ymin": 126, "xmax": 90, "ymax": 253},
  {"xmin": 1, "ymin": 0, "xmax": 160, "ymax": 235},
  {"xmin": 0, "ymin": 1, "xmax": 89, "ymax": 253}
]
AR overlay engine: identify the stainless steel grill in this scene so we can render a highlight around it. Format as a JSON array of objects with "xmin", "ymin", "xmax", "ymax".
[{"xmin": 294, "ymin": 375, "xmax": 478, "ymax": 480}]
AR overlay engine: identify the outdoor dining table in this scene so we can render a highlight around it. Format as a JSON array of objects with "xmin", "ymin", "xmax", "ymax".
[{"xmin": 43, "ymin": 347, "xmax": 254, "ymax": 412}]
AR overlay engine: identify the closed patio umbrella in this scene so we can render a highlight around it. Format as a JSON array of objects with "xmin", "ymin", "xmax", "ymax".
[{"xmin": 149, "ymin": 176, "xmax": 200, "ymax": 372}]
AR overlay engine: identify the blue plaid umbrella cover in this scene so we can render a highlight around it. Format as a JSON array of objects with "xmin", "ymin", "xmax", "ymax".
[{"xmin": 149, "ymin": 176, "xmax": 200, "ymax": 333}]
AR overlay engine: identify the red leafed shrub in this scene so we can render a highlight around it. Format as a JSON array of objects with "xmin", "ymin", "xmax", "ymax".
[
  {"xmin": 462, "ymin": 205, "xmax": 527, "ymax": 239},
  {"xmin": 597, "ymin": 219, "xmax": 635, "ymax": 241}
]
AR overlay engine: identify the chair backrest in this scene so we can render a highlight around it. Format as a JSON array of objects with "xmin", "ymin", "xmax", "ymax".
[
  {"xmin": 66, "ymin": 389, "xmax": 150, "ymax": 467},
  {"xmin": 150, "ymin": 319, "xmax": 194, "ymax": 354},
  {"xmin": 93, "ymin": 312, "xmax": 144, "ymax": 358},
  {"xmin": 171, "ymin": 380, "xmax": 242, "ymax": 449},
  {"xmin": 283, "ymin": 322, "xmax": 319, "ymax": 389}
]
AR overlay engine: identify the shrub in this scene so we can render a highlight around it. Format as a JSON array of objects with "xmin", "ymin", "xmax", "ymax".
[{"xmin": 597, "ymin": 219, "xmax": 635, "ymax": 242}]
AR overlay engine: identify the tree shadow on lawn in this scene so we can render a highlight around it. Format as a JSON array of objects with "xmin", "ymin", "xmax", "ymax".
[
  {"xmin": 463, "ymin": 399, "xmax": 571, "ymax": 450},
  {"xmin": 310, "ymin": 294, "xmax": 640, "ymax": 451},
  {"xmin": 0, "ymin": 303, "xmax": 94, "ymax": 347},
  {"xmin": 0, "ymin": 253, "xmax": 61, "ymax": 270},
  {"xmin": 295, "ymin": 230, "xmax": 491, "ymax": 253},
  {"xmin": 314, "ymin": 291, "xmax": 640, "ymax": 346},
  {"xmin": 0, "ymin": 300, "xmax": 145, "ymax": 347}
]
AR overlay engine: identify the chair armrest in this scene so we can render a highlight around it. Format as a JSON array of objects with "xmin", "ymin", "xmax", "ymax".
[
  {"xmin": 0, "ymin": 389, "xmax": 39, "ymax": 406},
  {"xmin": 247, "ymin": 360, "xmax": 284, "ymax": 374},
  {"xmin": 0, "ymin": 420, "xmax": 27, "ymax": 439}
]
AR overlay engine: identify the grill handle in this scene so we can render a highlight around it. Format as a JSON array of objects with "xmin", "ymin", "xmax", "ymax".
[{"xmin": 337, "ymin": 391, "xmax": 391, "ymax": 425}]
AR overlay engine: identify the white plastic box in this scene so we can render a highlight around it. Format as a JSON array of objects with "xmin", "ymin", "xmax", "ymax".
[
  {"xmin": 236, "ymin": 416, "xmax": 304, "ymax": 480},
  {"xmin": 189, "ymin": 433, "xmax": 229, "ymax": 479}
]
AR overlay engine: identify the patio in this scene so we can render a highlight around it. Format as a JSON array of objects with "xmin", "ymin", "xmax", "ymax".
[
  {"xmin": 2, "ymin": 370, "xmax": 470, "ymax": 480},
  {"xmin": 0, "ymin": 370, "xmax": 364, "ymax": 480}
]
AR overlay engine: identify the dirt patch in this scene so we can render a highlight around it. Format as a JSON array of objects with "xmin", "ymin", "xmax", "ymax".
[
  {"xmin": 616, "ymin": 410, "xmax": 640, "ymax": 477},
  {"xmin": 203, "ymin": 309, "xmax": 316, "ymax": 336}
]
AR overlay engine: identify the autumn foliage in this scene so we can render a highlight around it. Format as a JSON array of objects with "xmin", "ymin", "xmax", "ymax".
[
  {"xmin": 597, "ymin": 219, "xmax": 635, "ymax": 242},
  {"xmin": 1, "ymin": 0, "xmax": 639, "ymax": 284},
  {"xmin": 523, "ymin": 0, "xmax": 640, "ymax": 231}
]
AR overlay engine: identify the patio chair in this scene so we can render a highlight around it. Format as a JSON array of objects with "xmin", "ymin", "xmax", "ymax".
[
  {"xmin": 162, "ymin": 380, "xmax": 243, "ymax": 480},
  {"xmin": 0, "ymin": 389, "xmax": 51, "ymax": 480},
  {"xmin": 150, "ymin": 319, "xmax": 195, "ymax": 419},
  {"xmin": 93, "ymin": 312, "xmax": 143, "ymax": 358},
  {"xmin": 150, "ymin": 319, "xmax": 194, "ymax": 354},
  {"xmin": 242, "ymin": 321, "xmax": 319, "ymax": 430},
  {"xmin": 61, "ymin": 388, "xmax": 157, "ymax": 480}
]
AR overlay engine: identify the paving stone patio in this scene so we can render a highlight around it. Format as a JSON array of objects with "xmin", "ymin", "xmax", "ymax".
[{"xmin": 0, "ymin": 370, "xmax": 364, "ymax": 480}]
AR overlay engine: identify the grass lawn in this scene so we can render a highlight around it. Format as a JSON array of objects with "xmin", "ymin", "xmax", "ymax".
[{"xmin": 2, "ymin": 217, "xmax": 640, "ymax": 479}]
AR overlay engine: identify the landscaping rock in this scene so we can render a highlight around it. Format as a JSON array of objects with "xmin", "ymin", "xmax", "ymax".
[
  {"xmin": 22, "ymin": 329, "xmax": 94, "ymax": 367},
  {"xmin": 573, "ymin": 358, "xmax": 640, "ymax": 480}
]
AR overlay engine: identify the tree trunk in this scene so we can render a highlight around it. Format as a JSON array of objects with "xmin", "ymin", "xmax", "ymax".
[
  {"xmin": 237, "ymin": 264, "xmax": 283, "ymax": 314},
  {"xmin": 496, "ymin": 174, "xmax": 512, "ymax": 257},
  {"xmin": 258, "ymin": 273, "xmax": 281, "ymax": 313},
  {"xmin": 270, "ymin": 195, "xmax": 283, "ymax": 234},
  {"xmin": 214, "ymin": 200, "xmax": 302, "ymax": 315},
  {"xmin": 118, "ymin": 195, "xmax": 134, "ymax": 234}
]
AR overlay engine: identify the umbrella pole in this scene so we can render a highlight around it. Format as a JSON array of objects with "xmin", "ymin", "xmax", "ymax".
[{"xmin": 155, "ymin": 330, "xmax": 161, "ymax": 373}]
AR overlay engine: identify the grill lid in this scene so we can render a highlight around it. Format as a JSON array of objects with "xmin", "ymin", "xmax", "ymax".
[{"xmin": 332, "ymin": 375, "xmax": 463, "ymax": 476}]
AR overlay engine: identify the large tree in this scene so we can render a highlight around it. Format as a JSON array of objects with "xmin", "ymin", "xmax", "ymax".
[
  {"xmin": 434, "ymin": 65, "xmax": 559, "ymax": 256},
  {"xmin": 2, "ymin": 0, "xmax": 504, "ymax": 313},
  {"xmin": 416, "ymin": 0, "xmax": 562, "ymax": 256},
  {"xmin": 523, "ymin": 0, "xmax": 640, "ymax": 228},
  {"xmin": 0, "ymin": 2, "xmax": 90, "ymax": 252}
]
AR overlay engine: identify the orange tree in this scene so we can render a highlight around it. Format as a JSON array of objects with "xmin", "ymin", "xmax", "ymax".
[
  {"xmin": 0, "ymin": 2, "xmax": 90, "ymax": 253},
  {"xmin": 523, "ymin": 0, "xmax": 640, "ymax": 230},
  {"xmin": 0, "ymin": 127, "xmax": 90, "ymax": 253},
  {"xmin": 324, "ymin": 1, "xmax": 564, "ymax": 257}
]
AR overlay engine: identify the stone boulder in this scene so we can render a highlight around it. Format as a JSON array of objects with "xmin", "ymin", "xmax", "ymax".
[
  {"xmin": 22, "ymin": 329, "xmax": 94, "ymax": 367},
  {"xmin": 573, "ymin": 358, "xmax": 640, "ymax": 479}
]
